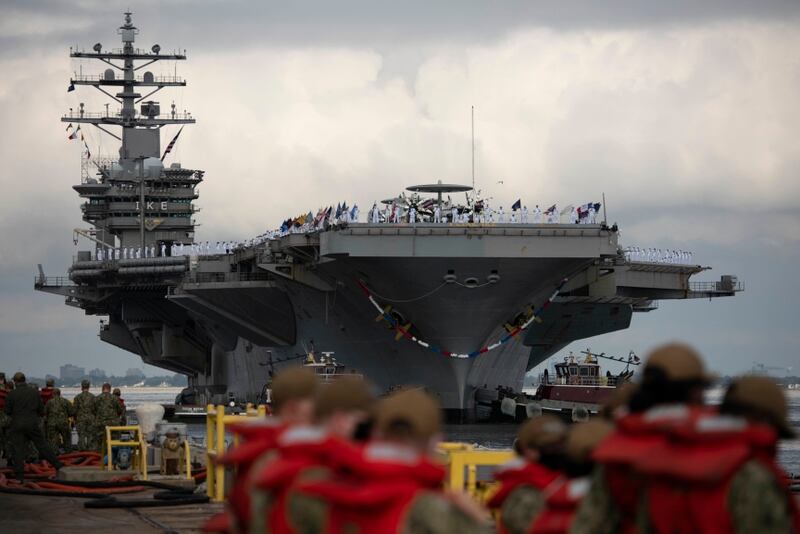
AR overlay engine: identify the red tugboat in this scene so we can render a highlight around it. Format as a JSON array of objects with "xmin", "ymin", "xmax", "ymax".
[{"xmin": 531, "ymin": 349, "xmax": 639, "ymax": 414}]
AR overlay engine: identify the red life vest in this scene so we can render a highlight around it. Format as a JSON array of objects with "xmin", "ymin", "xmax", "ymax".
[
  {"xmin": 592, "ymin": 404, "xmax": 710, "ymax": 534},
  {"xmin": 299, "ymin": 441, "xmax": 447, "ymax": 534},
  {"xmin": 203, "ymin": 418, "xmax": 287, "ymax": 534},
  {"xmin": 487, "ymin": 458, "xmax": 561, "ymax": 534},
  {"xmin": 0, "ymin": 387, "xmax": 7, "ymax": 410},
  {"xmin": 530, "ymin": 476, "xmax": 590, "ymax": 534},
  {"xmin": 253, "ymin": 426, "xmax": 362, "ymax": 534},
  {"xmin": 636, "ymin": 415, "xmax": 800, "ymax": 534},
  {"xmin": 40, "ymin": 387, "xmax": 55, "ymax": 406}
]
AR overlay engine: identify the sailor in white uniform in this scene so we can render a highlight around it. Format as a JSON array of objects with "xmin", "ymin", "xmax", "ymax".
[
  {"xmin": 548, "ymin": 205, "xmax": 559, "ymax": 224},
  {"xmin": 588, "ymin": 206, "xmax": 596, "ymax": 224},
  {"xmin": 160, "ymin": 243, "xmax": 166, "ymax": 257},
  {"xmin": 496, "ymin": 207, "xmax": 504, "ymax": 223},
  {"xmin": 433, "ymin": 205, "xmax": 441, "ymax": 224},
  {"xmin": 451, "ymin": 207, "xmax": 458, "ymax": 224},
  {"xmin": 521, "ymin": 206, "xmax": 529, "ymax": 224},
  {"xmin": 409, "ymin": 206, "xmax": 417, "ymax": 224},
  {"xmin": 532, "ymin": 205, "xmax": 542, "ymax": 223},
  {"xmin": 351, "ymin": 205, "xmax": 359, "ymax": 222},
  {"xmin": 510, "ymin": 210, "xmax": 517, "ymax": 223},
  {"xmin": 569, "ymin": 208, "xmax": 578, "ymax": 224}
]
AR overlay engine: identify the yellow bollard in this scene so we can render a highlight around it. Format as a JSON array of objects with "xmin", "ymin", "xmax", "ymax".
[
  {"xmin": 215, "ymin": 404, "xmax": 226, "ymax": 502},
  {"xmin": 206, "ymin": 404, "xmax": 216, "ymax": 499}
]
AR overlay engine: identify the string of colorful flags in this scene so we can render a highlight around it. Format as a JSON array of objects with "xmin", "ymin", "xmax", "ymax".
[
  {"xmin": 66, "ymin": 123, "xmax": 92, "ymax": 157},
  {"xmin": 357, "ymin": 277, "xmax": 569, "ymax": 359}
]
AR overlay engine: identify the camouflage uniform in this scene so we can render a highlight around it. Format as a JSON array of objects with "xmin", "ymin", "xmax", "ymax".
[
  {"xmin": 569, "ymin": 466, "xmax": 621, "ymax": 534},
  {"xmin": 499, "ymin": 486, "xmax": 546, "ymax": 534},
  {"xmin": 403, "ymin": 492, "xmax": 492, "ymax": 534},
  {"xmin": 44, "ymin": 396, "xmax": 74, "ymax": 452},
  {"xmin": 288, "ymin": 486, "xmax": 490, "ymax": 534},
  {"xmin": 634, "ymin": 460, "xmax": 793, "ymax": 534},
  {"xmin": 94, "ymin": 391, "xmax": 123, "ymax": 452},
  {"xmin": 72, "ymin": 390, "xmax": 96, "ymax": 451}
]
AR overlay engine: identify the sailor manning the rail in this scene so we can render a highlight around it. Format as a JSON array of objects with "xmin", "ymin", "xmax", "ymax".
[
  {"xmin": 521, "ymin": 206, "xmax": 529, "ymax": 224},
  {"xmin": 533, "ymin": 205, "xmax": 542, "ymax": 223},
  {"xmin": 433, "ymin": 205, "xmax": 441, "ymax": 223},
  {"xmin": 498, "ymin": 207, "xmax": 505, "ymax": 223},
  {"xmin": 409, "ymin": 206, "xmax": 417, "ymax": 224},
  {"xmin": 570, "ymin": 208, "xmax": 579, "ymax": 224}
]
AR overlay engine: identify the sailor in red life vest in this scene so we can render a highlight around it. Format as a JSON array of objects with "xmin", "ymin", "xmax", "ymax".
[
  {"xmin": 112, "ymin": 388, "xmax": 126, "ymax": 425},
  {"xmin": 635, "ymin": 375, "xmax": 800, "ymax": 534},
  {"xmin": 571, "ymin": 342, "xmax": 715, "ymax": 534},
  {"xmin": 532, "ymin": 420, "xmax": 614, "ymax": 534},
  {"xmin": 299, "ymin": 387, "xmax": 492, "ymax": 534},
  {"xmin": 40, "ymin": 378, "xmax": 56, "ymax": 406},
  {"xmin": 203, "ymin": 367, "xmax": 318, "ymax": 534},
  {"xmin": 489, "ymin": 415, "xmax": 568, "ymax": 534},
  {"xmin": 250, "ymin": 376, "xmax": 374, "ymax": 534}
]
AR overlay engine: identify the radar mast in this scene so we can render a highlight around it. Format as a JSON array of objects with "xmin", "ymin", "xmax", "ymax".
[{"xmin": 63, "ymin": 12, "xmax": 202, "ymax": 255}]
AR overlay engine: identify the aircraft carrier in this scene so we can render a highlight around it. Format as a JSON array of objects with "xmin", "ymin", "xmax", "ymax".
[{"xmin": 36, "ymin": 14, "xmax": 743, "ymax": 418}]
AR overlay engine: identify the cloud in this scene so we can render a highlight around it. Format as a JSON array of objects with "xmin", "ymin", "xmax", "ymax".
[{"xmin": 1, "ymin": 12, "xmax": 798, "ymax": 376}]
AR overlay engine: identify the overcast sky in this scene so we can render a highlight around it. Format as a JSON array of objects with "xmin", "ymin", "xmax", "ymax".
[{"xmin": 0, "ymin": 1, "xmax": 798, "ymax": 378}]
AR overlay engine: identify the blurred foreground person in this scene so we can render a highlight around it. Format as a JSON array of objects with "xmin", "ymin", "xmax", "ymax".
[
  {"xmin": 571, "ymin": 343, "xmax": 713, "ymax": 534},
  {"xmin": 489, "ymin": 415, "xmax": 567, "ymax": 534},
  {"xmin": 252, "ymin": 376, "xmax": 374, "ymax": 534},
  {"xmin": 3, "ymin": 372, "xmax": 63, "ymax": 482},
  {"xmin": 634, "ymin": 375, "xmax": 800, "ymax": 533},
  {"xmin": 300, "ymin": 388, "xmax": 491, "ymax": 534},
  {"xmin": 532, "ymin": 420, "xmax": 614, "ymax": 534},
  {"xmin": 204, "ymin": 366, "xmax": 318, "ymax": 534}
]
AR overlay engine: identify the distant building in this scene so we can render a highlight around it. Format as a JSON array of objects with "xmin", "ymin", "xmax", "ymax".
[
  {"xmin": 60, "ymin": 364, "xmax": 85, "ymax": 382},
  {"xmin": 125, "ymin": 367, "xmax": 145, "ymax": 379},
  {"xmin": 88, "ymin": 368, "xmax": 107, "ymax": 380}
]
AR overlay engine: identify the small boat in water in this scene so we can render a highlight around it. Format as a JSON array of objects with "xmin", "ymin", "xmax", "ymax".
[{"xmin": 531, "ymin": 349, "xmax": 638, "ymax": 413}]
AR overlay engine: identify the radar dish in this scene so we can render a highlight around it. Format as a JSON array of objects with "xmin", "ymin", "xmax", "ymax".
[{"xmin": 406, "ymin": 183, "xmax": 473, "ymax": 193}]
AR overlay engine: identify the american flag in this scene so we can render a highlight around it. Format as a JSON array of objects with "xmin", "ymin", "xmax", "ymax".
[{"xmin": 160, "ymin": 126, "xmax": 184, "ymax": 161}]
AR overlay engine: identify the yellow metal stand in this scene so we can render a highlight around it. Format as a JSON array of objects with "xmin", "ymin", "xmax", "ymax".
[
  {"xmin": 105, "ymin": 425, "xmax": 148, "ymax": 480},
  {"xmin": 438, "ymin": 442, "xmax": 514, "ymax": 502},
  {"xmin": 206, "ymin": 403, "xmax": 268, "ymax": 502}
]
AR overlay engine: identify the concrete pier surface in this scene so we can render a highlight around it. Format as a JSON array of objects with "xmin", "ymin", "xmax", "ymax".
[{"xmin": 0, "ymin": 490, "xmax": 223, "ymax": 533}]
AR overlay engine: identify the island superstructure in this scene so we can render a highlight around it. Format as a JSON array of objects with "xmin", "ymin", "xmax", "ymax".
[{"xmin": 37, "ymin": 14, "xmax": 743, "ymax": 418}]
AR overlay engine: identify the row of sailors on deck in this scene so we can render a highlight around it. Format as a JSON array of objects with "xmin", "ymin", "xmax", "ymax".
[
  {"xmin": 624, "ymin": 247, "xmax": 694, "ymax": 264},
  {"xmin": 367, "ymin": 202, "xmax": 601, "ymax": 225},
  {"xmin": 93, "ymin": 241, "xmax": 242, "ymax": 261},
  {"xmin": 203, "ymin": 342, "xmax": 799, "ymax": 534}
]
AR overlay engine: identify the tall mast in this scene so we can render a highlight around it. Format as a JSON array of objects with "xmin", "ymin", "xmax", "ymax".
[
  {"xmin": 471, "ymin": 105, "xmax": 475, "ymax": 191},
  {"xmin": 64, "ymin": 13, "xmax": 202, "ymax": 255}
]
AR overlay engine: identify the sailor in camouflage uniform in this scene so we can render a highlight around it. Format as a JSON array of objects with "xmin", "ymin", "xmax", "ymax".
[
  {"xmin": 94, "ymin": 382, "xmax": 123, "ymax": 452},
  {"xmin": 45, "ymin": 388, "xmax": 74, "ymax": 453},
  {"xmin": 72, "ymin": 379, "xmax": 96, "ymax": 451}
]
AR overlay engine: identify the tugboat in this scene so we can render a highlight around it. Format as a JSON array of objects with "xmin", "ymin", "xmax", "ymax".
[{"xmin": 531, "ymin": 349, "xmax": 638, "ymax": 413}]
